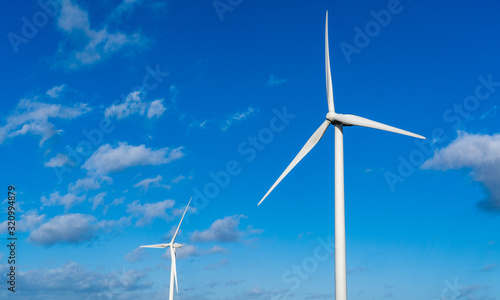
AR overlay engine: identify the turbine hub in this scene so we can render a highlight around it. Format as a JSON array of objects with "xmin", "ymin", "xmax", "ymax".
[{"xmin": 326, "ymin": 111, "xmax": 336, "ymax": 123}]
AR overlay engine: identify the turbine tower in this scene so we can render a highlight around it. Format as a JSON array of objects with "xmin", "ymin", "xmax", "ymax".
[
  {"xmin": 140, "ymin": 197, "xmax": 192, "ymax": 300},
  {"xmin": 258, "ymin": 12, "xmax": 425, "ymax": 300}
]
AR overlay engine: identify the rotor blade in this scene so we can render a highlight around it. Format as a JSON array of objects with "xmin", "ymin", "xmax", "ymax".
[
  {"xmin": 325, "ymin": 11, "xmax": 335, "ymax": 113},
  {"xmin": 171, "ymin": 248, "xmax": 178, "ymax": 294},
  {"xmin": 170, "ymin": 196, "xmax": 192, "ymax": 244},
  {"xmin": 335, "ymin": 114, "xmax": 425, "ymax": 139},
  {"xmin": 258, "ymin": 120, "xmax": 330, "ymax": 206},
  {"xmin": 140, "ymin": 243, "xmax": 170, "ymax": 248}
]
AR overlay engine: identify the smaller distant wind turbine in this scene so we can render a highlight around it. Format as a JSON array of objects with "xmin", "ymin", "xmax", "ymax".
[{"xmin": 140, "ymin": 197, "xmax": 192, "ymax": 300}]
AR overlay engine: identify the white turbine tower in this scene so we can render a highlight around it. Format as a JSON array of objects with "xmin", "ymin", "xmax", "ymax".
[
  {"xmin": 258, "ymin": 11, "xmax": 425, "ymax": 300},
  {"xmin": 140, "ymin": 197, "xmax": 192, "ymax": 300}
]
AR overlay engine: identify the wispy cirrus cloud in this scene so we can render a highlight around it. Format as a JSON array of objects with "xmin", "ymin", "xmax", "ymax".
[
  {"xmin": 422, "ymin": 131, "xmax": 500, "ymax": 212},
  {"xmin": 266, "ymin": 74, "xmax": 287, "ymax": 87},
  {"xmin": 104, "ymin": 91, "xmax": 166, "ymax": 120},
  {"xmin": 221, "ymin": 107, "xmax": 257, "ymax": 131},
  {"xmin": 0, "ymin": 87, "xmax": 90, "ymax": 147},
  {"xmin": 54, "ymin": 0, "xmax": 142, "ymax": 70},
  {"xmin": 134, "ymin": 175, "xmax": 170, "ymax": 192}
]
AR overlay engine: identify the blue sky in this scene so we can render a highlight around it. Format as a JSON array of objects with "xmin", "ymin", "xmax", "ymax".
[{"xmin": 1, "ymin": 0, "xmax": 499, "ymax": 299}]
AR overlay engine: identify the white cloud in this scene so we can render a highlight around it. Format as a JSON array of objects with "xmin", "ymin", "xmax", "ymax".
[
  {"xmin": 105, "ymin": 91, "xmax": 166, "ymax": 119},
  {"xmin": 41, "ymin": 191, "xmax": 86, "ymax": 210},
  {"xmin": 0, "ymin": 98, "xmax": 90, "ymax": 146},
  {"xmin": 146, "ymin": 99, "xmax": 166, "ymax": 118},
  {"xmin": 134, "ymin": 175, "xmax": 170, "ymax": 191},
  {"xmin": 103, "ymin": 197, "xmax": 125, "ymax": 215},
  {"xmin": 422, "ymin": 131, "xmax": 500, "ymax": 212},
  {"xmin": 18, "ymin": 262, "xmax": 152, "ymax": 296},
  {"xmin": 1, "ymin": 210, "xmax": 45, "ymax": 234},
  {"xmin": 82, "ymin": 143, "xmax": 184, "ymax": 175},
  {"xmin": 221, "ymin": 107, "xmax": 257, "ymax": 130},
  {"xmin": 68, "ymin": 175, "xmax": 113, "ymax": 194},
  {"xmin": 28, "ymin": 213, "xmax": 127, "ymax": 246},
  {"xmin": 90, "ymin": 192, "xmax": 107, "ymax": 211},
  {"xmin": 127, "ymin": 199, "xmax": 175, "ymax": 226},
  {"xmin": 45, "ymin": 153, "xmax": 73, "ymax": 167},
  {"xmin": 190, "ymin": 215, "xmax": 262, "ymax": 243},
  {"xmin": 56, "ymin": 0, "xmax": 141, "ymax": 69},
  {"xmin": 266, "ymin": 74, "xmax": 287, "ymax": 87},
  {"xmin": 46, "ymin": 84, "xmax": 66, "ymax": 98},
  {"xmin": 125, "ymin": 247, "xmax": 149, "ymax": 262},
  {"xmin": 105, "ymin": 91, "xmax": 146, "ymax": 119},
  {"xmin": 171, "ymin": 174, "xmax": 186, "ymax": 184}
]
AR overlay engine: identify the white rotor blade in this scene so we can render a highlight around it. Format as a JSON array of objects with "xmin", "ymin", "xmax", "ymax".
[
  {"xmin": 325, "ymin": 11, "xmax": 335, "ymax": 112},
  {"xmin": 170, "ymin": 197, "xmax": 192, "ymax": 244},
  {"xmin": 171, "ymin": 248, "xmax": 178, "ymax": 294},
  {"xmin": 335, "ymin": 114, "xmax": 425, "ymax": 139},
  {"xmin": 140, "ymin": 243, "xmax": 170, "ymax": 248},
  {"xmin": 258, "ymin": 120, "xmax": 330, "ymax": 205}
]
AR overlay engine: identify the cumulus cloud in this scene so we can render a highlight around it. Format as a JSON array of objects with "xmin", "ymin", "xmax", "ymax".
[
  {"xmin": 105, "ymin": 91, "xmax": 166, "ymax": 119},
  {"xmin": 18, "ymin": 262, "xmax": 152, "ymax": 297},
  {"xmin": 266, "ymin": 74, "xmax": 287, "ymax": 87},
  {"xmin": 68, "ymin": 175, "xmax": 113, "ymax": 194},
  {"xmin": 134, "ymin": 175, "xmax": 170, "ymax": 191},
  {"xmin": 41, "ymin": 191, "xmax": 86, "ymax": 211},
  {"xmin": 0, "ymin": 97, "xmax": 90, "ymax": 146},
  {"xmin": 127, "ymin": 199, "xmax": 175, "ymax": 226},
  {"xmin": 422, "ymin": 132, "xmax": 500, "ymax": 212},
  {"xmin": 1, "ymin": 210, "xmax": 45, "ymax": 234},
  {"xmin": 55, "ymin": 0, "xmax": 141, "ymax": 69},
  {"xmin": 221, "ymin": 107, "xmax": 257, "ymax": 130},
  {"xmin": 190, "ymin": 215, "xmax": 262, "ymax": 243},
  {"xmin": 82, "ymin": 143, "xmax": 184, "ymax": 175},
  {"xmin": 146, "ymin": 99, "xmax": 167, "ymax": 118},
  {"xmin": 28, "ymin": 213, "xmax": 128, "ymax": 246}
]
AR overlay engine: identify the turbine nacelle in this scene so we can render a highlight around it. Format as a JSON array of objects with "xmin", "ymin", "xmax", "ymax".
[
  {"xmin": 326, "ymin": 112, "xmax": 352, "ymax": 126},
  {"xmin": 171, "ymin": 243, "xmax": 183, "ymax": 248}
]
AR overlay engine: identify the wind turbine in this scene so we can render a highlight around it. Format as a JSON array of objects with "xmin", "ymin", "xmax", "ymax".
[
  {"xmin": 258, "ymin": 11, "xmax": 425, "ymax": 300},
  {"xmin": 140, "ymin": 197, "xmax": 192, "ymax": 300}
]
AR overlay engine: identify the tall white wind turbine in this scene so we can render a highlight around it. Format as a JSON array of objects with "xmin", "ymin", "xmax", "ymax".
[
  {"xmin": 258, "ymin": 11, "xmax": 425, "ymax": 300},
  {"xmin": 140, "ymin": 197, "xmax": 192, "ymax": 300}
]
